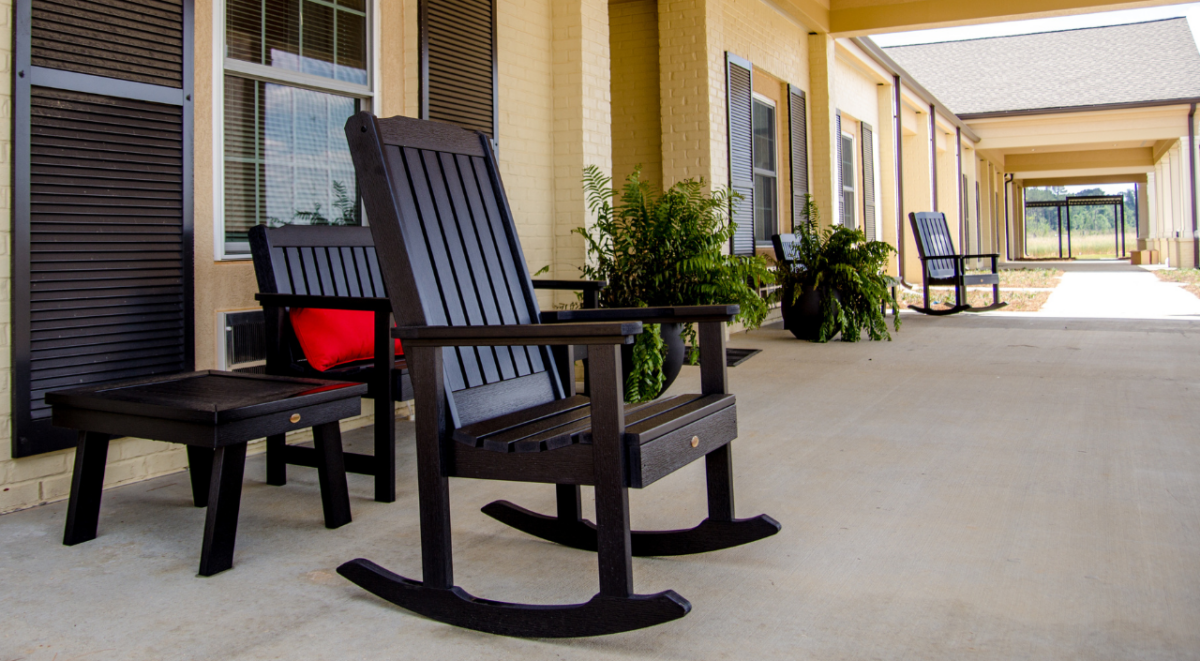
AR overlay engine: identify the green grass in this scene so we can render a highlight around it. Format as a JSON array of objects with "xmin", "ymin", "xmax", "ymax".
[
  {"xmin": 1025, "ymin": 232, "xmax": 1136, "ymax": 259},
  {"xmin": 976, "ymin": 268, "xmax": 1063, "ymax": 289}
]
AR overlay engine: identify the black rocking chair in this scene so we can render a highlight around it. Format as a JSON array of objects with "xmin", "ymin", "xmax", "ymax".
[
  {"xmin": 909, "ymin": 211, "xmax": 1006, "ymax": 315},
  {"xmin": 335, "ymin": 113, "xmax": 780, "ymax": 638}
]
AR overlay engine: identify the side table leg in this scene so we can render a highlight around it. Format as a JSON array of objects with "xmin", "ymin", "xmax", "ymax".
[
  {"xmin": 64, "ymin": 431, "xmax": 111, "ymax": 546},
  {"xmin": 186, "ymin": 446, "xmax": 214, "ymax": 507},
  {"xmin": 265, "ymin": 434, "xmax": 287, "ymax": 486},
  {"xmin": 199, "ymin": 443, "xmax": 247, "ymax": 577},
  {"xmin": 313, "ymin": 421, "xmax": 352, "ymax": 529}
]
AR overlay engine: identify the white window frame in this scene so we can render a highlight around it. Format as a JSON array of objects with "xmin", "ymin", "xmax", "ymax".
[
  {"xmin": 212, "ymin": 0, "xmax": 379, "ymax": 261},
  {"xmin": 840, "ymin": 131, "xmax": 856, "ymax": 228},
  {"xmin": 751, "ymin": 92, "xmax": 777, "ymax": 246}
]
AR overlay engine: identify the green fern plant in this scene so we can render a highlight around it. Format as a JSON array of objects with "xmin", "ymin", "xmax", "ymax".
[
  {"xmin": 576, "ymin": 166, "xmax": 775, "ymax": 402},
  {"xmin": 778, "ymin": 194, "xmax": 900, "ymax": 342}
]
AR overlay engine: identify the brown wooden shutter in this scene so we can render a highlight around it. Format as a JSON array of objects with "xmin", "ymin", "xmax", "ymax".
[
  {"xmin": 861, "ymin": 121, "xmax": 876, "ymax": 241},
  {"xmin": 726, "ymin": 53, "xmax": 754, "ymax": 256},
  {"xmin": 788, "ymin": 85, "xmax": 808, "ymax": 227},
  {"xmin": 31, "ymin": 0, "xmax": 184, "ymax": 88},
  {"xmin": 835, "ymin": 111, "xmax": 843, "ymax": 226},
  {"xmin": 13, "ymin": 0, "xmax": 194, "ymax": 457},
  {"xmin": 421, "ymin": 0, "xmax": 498, "ymax": 145}
]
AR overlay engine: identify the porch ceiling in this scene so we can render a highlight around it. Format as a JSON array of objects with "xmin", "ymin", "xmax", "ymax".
[{"xmin": 823, "ymin": 0, "xmax": 1195, "ymax": 36}]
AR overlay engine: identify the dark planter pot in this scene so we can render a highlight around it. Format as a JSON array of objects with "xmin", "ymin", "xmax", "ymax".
[
  {"xmin": 620, "ymin": 322, "xmax": 686, "ymax": 396},
  {"xmin": 782, "ymin": 286, "xmax": 837, "ymax": 341}
]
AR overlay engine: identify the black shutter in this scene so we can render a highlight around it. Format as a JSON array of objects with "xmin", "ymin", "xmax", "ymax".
[
  {"xmin": 861, "ymin": 121, "xmax": 875, "ymax": 241},
  {"xmin": 13, "ymin": 0, "xmax": 194, "ymax": 457},
  {"xmin": 835, "ymin": 111, "xmax": 843, "ymax": 226},
  {"xmin": 788, "ymin": 85, "xmax": 808, "ymax": 227},
  {"xmin": 726, "ymin": 53, "xmax": 754, "ymax": 256},
  {"xmin": 421, "ymin": 0, "xmax": 498, "ymax": 147}
]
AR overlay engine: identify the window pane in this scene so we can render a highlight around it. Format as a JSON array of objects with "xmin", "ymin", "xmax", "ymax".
[
  {"xmin": 753, "ymin": 100, "xmax": 775, "ymax": 173},
  {"xmin": 227, "ymin": 0, "xmax": 367, "ymax": 85},
  {"xmin": 224, "ymin": 75, "xmax": 360, "ymax": 251},
  {"xmin": 754, "ymin": 174, "xmax": 777, "ymax": 242},
  {"xmin": 840, "ymin": 135, "xmax": 854, "ymax": 190},
  {"xmin": 842, "ymin": 191, "xmax": 855, "ymax": 229}
]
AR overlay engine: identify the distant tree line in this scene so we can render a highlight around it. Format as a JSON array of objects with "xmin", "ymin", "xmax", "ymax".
[{"xmin": 1024, "ymin": 187, "xmax": 1136, "ymax": 236}]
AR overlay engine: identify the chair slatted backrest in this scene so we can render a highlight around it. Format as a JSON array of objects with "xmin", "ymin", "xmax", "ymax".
[
  {"xmin": 345, "ymin": 113, "xmax": 563, "ymax": 428},
  {"xmin": 909, "ymin": 212, "xmax": 958, "ymax": 280},
  {"xmin": 249, "ymin": 225, "xmax": 388, "ymax": 299},
  {"xmin": 771, "ymin": 233, "xmax": 797, "ymax": 266}
]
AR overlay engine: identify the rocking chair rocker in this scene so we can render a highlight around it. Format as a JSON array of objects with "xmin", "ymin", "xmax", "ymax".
[
  {"xmin": 909, "ymin": 211, "xmax": 1006, "ymax": 315},
  {"xmin": 336, "ymin": 113, "xmax": 780, "ymax": 638}
]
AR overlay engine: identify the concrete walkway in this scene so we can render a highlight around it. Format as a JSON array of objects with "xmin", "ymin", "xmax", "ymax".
[
  {"xmin": 1016, "ymin": 260, "xmax": 1200, "ymax": 319},
  {"xmin": 3, "ymin": 314, "xmax": 1200, "ymax": 659}
]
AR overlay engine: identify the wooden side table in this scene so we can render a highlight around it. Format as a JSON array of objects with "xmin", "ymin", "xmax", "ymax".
[{"xmin": 46, "ymin": 371, "xmax": 369, "ymax": 576}]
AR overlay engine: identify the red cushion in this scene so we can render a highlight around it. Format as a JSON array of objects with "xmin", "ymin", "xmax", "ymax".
[{"xmin": 289, "ymin": 308, "xmax": 402, "ymax": 372}]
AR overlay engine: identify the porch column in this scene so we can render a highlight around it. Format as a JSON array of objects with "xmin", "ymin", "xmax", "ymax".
[
  {"xmin": 900, "ymin": 103, "xmax": 930, "ymax": 282},
  {"xmin": 553, "ymin": 0, "xmax": 612, "ymax": 303},
  {"xmin": 876, "ymin": 80, "xmax": 898, "ymax": 276},
  {"xmin": 807, "ymin": 32, "xmax": 837, "ymax": 226},
  {"xmin": 1010, "ymin": 180, "xmax": 1025, "ymax": 260},
  {"xmin": 658, "ymin": 0, "xmax": 723, "ymax": 188}
]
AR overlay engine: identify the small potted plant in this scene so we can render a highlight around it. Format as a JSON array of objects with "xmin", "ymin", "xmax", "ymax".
[
  {"xmin": 777, "ymin": 195, "xmax": 901, "ymax": 342},
  {"xmin": 577, "ymin": 166, "xmax": 775, "ymax": 402}
]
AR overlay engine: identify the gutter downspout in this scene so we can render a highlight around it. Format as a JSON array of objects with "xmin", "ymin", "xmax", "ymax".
[
  {"xmin": 929, "ymin": 104, "xmax": 937, "ymax": 211},
  {"xmin": 1004, "ymin": 173, "xmax": 1014, "ymax": 262},
  {"xmin": 956, "ymin": 126, "xmax": 963, "ymax": 250},
  {"xmin": 1190, "ymin": 103, "xmax": 1198, "ymax": 267},
  {"xmin": 894, "ymin": 75, "xmax": 907, "ymax": 284}
]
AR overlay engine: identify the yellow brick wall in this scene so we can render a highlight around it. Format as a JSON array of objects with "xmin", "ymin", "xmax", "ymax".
[
  {"xmin": 498, "ymin": 0, "xmax": 556, "ymax": 303},
  {"xmin": 551, "ymin": 0, "xmax": 612, "ymax": 298},
  {"xmin": 833, "ymin": 54, "xmax": 882, "ymax": 237},
  {"xmin": 900, "ymin": 103, "xmax": 929, "ymax": 282},
  {"xmin": 0, "ymin": 0, "xmax": 403, "ymax": 514},
  {"xmin": 659, "ymin": 0, "xmax": 812, "ymax": 203},
  {"xmin": 610, "ymin": 0, "xmax": 661, "ymax": 191}
]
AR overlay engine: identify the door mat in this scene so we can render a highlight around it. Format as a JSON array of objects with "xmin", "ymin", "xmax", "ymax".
[{"xmin": 685, "ymin": 347, "xmax": 762, "ymax": 367}]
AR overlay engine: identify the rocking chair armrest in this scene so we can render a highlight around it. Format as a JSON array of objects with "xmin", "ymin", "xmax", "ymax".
[
  {"xmin": 959, "ymin": 253, "xmax": 1000, "ymax": 260},
  {"xmin": 255, "ymin": 293, "xmax": 393, "ymax": 312},
  {"xmin": 539, "ymin": 304, "xmax": 740, "ymax": 325},
  {"xmin": 531, "ymin": 279, "xmax": 607, "ymax": 292},
  {"xmin": 393, "ymin": 321, "xmax": 643, "ymax": 347}
]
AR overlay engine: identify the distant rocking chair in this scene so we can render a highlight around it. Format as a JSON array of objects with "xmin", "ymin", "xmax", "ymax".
[
  {"xmin": 335, "ymin": 113, "xmax": 780, "ymax": 638},
  {"xmin": 909, "ymin": 211, "xmax": 1006, "ymax": 315}
]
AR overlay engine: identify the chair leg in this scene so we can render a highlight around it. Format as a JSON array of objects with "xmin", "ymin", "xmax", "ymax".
[
  {"xmin": 338, "ymin": 343, "xmax": 690, "ymax": 637},
  {"xmin": 588, "ymin": 343, "xmax": 633, "ymax": 598},
  {"xmin": 63, "ymin": 431, "xmax": 110, "ymax": 546},
  {"xmin": 198, "ymin": 443, "xmax": 247, "ymax": 577},
  {"xmin": 186, "ymin": 446, "xmax": 214, "ymax": 507},
  {"xmin": 373, "ymin": 310, "xmax": 397, "ymax": 503},
  {"xmin": 313, "ymin": 421, "xmax": 352, "ymax": 529},
  {"xmin": 265, "ymin": 434, "xmax": 287, "ymax": 486},
  {"xmin": 705, "ymin": 444, "xmax": 735, "ymax": 521},
  {"xmin": 373, "ymin": 398, "xmax": 396, "ymax": 503},
  {"xmin": 557, "ymin": 483, "xmax": 583, "ymax": 522},
  {"xmin": 484, "ymin": 324, "xmax": 779, "ymax": 557}
]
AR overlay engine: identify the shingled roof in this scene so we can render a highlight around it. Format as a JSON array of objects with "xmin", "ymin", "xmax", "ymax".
[{"xmin": 882, "ymin": 18, "xmax": 1200, "ymax": 116}]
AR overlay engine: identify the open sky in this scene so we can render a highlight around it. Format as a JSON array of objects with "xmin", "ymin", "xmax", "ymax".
[{"xmin": 871, "ymin": 2, "xmax": 1200, "ymax": 48}]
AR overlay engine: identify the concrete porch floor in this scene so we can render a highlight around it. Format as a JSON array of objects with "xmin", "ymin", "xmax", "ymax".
[{"xmin": 3, "ymin": 313, "xmax": 1200, "ymax": 659}]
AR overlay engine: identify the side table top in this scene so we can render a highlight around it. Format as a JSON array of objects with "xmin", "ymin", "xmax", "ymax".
[{"xmin": 46, "ymin": 371, "xmax": 368, "ymax": 424}]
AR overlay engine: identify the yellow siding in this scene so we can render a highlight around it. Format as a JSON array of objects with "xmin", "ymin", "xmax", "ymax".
[{"xmin": 610, "ymin": 0, "xmax": 662, "ymax": 191}]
